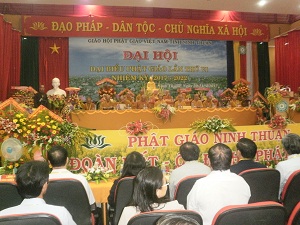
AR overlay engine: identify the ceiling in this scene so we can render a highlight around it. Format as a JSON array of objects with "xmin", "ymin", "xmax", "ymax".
[{"xmin": 0, "ymin": 0, "xmax": 299, "ymax": 24}]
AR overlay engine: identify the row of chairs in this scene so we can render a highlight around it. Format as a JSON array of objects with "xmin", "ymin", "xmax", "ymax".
[
  {"xmin": 110, "ymin": 168, "xmax": 300, "ymax": 225},
  {"xmin": 0, "ymin": 179, "xmax": 95, "ymax": 225}
]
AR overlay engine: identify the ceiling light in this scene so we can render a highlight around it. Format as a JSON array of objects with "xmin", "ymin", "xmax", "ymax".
[{"xmin": 257, "ymin": 0, "xmax": 267, "ymax": 7}]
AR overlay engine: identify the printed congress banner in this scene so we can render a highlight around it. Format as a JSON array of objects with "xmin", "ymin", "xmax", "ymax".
[
  {"xmin": 69, "ymin": 124, "xmax": 300, "ymax": 172},
  {"xmin": 22, "ymin": 16, "xmax": 269, "ymax": 42},
  {"xmin": 69, "ymin": 37, "xmax": 227, "ymax": 100}
]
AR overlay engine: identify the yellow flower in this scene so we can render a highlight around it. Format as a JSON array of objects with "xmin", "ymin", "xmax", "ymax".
[
  {"xmin": 14, "ymin": 163, "xmax": 19, "ymax": 167},
  {"xmin": 8, "ymin": 165, "xmax": 13, "ymax": 169},
  {"xmin": 45, "ymin": 116, "xmax": 49, "ymax": 119},
  {"xmin": 16, "ymin": 114, "xmax": 21, "ymax": 118},
  {"xmin": 13, "ymin": 119, "xmax": 18, "ymax": 123},
  {"xmin": 13, "ymin": 133, "xmax": 18, "ymax": 138},
  {"xmin": 18, "ymin": 129, "xmax": 23, "ymax": 133},
  {"xmin": 37, "ymin": 118, "xmax": 41, "ymax": 121},
  {"xmin": 52, "ymin": 125, "xmax": 57, "ymax": 129},
  {"xmin": 27, "ymin": 130, "xmax": 30, "ymax": 134},
  {"xmin": 41, "ymin": 122, "xmax": 46, "ymax": 126},
  {"xmin": 37, "ymin": 127, "xmax": 41, "ymax": 131},
  {"xmin": 22, "ymin": 127, "xmax": 27, "ymax": 131},
  {"xmin": 31, "ymin": 125, "xmax": 36, "ymax": 129},
  {"xmin": 20, "ymin": 119, "xmax": 24, "ymax": 122},
  {"xmin": 47, "ymin": 125, "xmax": 51, "ymax": 128},
  {"xmin": 52, "ymin": 130, "xmax": 57, "ymax": 134}
]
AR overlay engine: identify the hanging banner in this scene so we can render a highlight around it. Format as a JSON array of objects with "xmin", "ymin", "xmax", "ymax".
[{"xmin": 22, "ymin": 16, "xmax": 269, "ymax": 41}]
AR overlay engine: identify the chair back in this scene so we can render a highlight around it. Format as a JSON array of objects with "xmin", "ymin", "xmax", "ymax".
[
  {"xmin": 211, "ymin": 201, "xmax": 286, "ymax": 225},
  {"xmin": 174, "ymin": 174, "xmax": 207, "ymax": 209},
  {"xmin": 287, "ymin": 201, "xmax": 300, "ymax": 225},
  {"xmin": 113, "ymin": 176, "xmax": 135, "ymax": 225},
  {"xmin": 44, "ymin": 178, "xmax": 93, "ymax": 225},
  {"xmin": 281, "ymin": 169, "xmax": 300, "ymax": 217},
  {"xmin": 238, "ymin": 168, "xmax": 280, "ymax": 203},
  {"xmin": 127, "ymin": 210, "xmax": 203, "ymax": 225},
  {"xmin": 0, "ymin": 182, "xmax": 23, "ymax": 211},
  {"xmin": 0, "ymin": 213, "xmax": 62, "ymax": 225}
]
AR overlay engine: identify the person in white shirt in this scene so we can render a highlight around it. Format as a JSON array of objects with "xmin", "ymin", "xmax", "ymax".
[
  {"xmin": 276, "ymin": 133, "xmax": 300, "ymax": 197},
  {"xmin": 118, "ymin": 167, "xmax": 185, "ymax": 225},
  {"xmin": 169, "ymin": 142, "xmax": 211, "ymax": 200},
  {"xmin": 187, "ymin": 143, "xmax": 251, "ymax": 225},
  {"xmin": 0, "ymin": 161, "xmax": 76, "ymax": 225},
  {"xmin": 47, "ymin": 145, "xmax": 96, "ymax": 206}
]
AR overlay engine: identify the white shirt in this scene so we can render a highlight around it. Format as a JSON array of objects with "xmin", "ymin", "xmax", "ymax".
[
  {"xmin": 0, "ymin": 198, "xmax": 76, "ymax": 225},
  {"xmin": 169, "ymin": 161, "xmax": 211, "ymax": 199},
  {"xmin": 187, "ymin": 170, "xmax": 251, "ymax": 225},
  {"xmin": 276, "ymin": 154, "xmax": 300, "ymax": 197},
  {"xmin": 49, "ymin": 168, "xmax": 95, "ymax": 205},
  {"xmin": 118, "ymin": 200, "xmax": 185, "ymax": 225}
]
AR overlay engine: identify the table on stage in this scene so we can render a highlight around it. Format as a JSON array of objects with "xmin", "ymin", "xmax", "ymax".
[
  {"xmin": 89, "ymin": 179, "xmax": 115, "ymax": 225},
  {"xmin": 0, "ymin": 175, "xmax": 114, "ymax": 225},
  {"xmin": 71, "ymin": 107, "xmax": 258, "ymax": 130}
]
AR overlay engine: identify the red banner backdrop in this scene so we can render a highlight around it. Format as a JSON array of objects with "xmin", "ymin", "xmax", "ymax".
[{"xmin": 22, "ymin": 16, "xmax": 269, "ymax": 42}]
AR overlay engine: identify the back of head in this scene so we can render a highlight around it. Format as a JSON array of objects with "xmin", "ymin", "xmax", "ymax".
[
  {"xmin": 122, "ymin": 151, "xmax": 146, "ymax": 177},
  {"xmin": 236, "ymin": 138, "xmax": 257, "ymax": 159},
  {"xmin": 156, "ymin": 214, "xmax": 200, "ymax": 225},
  {"xmin": 208, "ymin": 143, "xmax": 232, "ymax": 171},
  {"xmin": 47, "ymin": 145, "xmax": 68, "ymax": 167},
  {"xmin": 132, "ymin": 166, "xmax": 164, "ymax": 212},
  {"xmin": 282, "ymin": 133, "xmax": 300, "ymax": 155},
  {"xmin": 179, "ymin": 142, "xmax": 200, "ymax": 161},
  {"xmin": 16, "ymin": 160, "xmax": 49, "ymax": 198}
]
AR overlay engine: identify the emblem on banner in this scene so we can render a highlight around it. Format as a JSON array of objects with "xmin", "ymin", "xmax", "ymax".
[{"xmin": 82, "ymin": 135, "xmax": 111, "ymax": 149}]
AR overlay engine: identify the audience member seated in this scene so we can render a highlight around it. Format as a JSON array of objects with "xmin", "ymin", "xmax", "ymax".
[
  {"xmin": 229, "ymin": 94, "xmax": 241, "ymax": 108},
  {"xmin": 34, "ymin": 84, "xmax": 48, "ymax": 108},
  {"xmin": 169, "ymin": 142, "xmax": 211, "ymax": 199},
  {"xmin": 276, "ymin": 133, "xmax": 300, "ymax": 196},
  {"xmin": 136, "ymin": 95, "xmax": 150, "ymax": 109},
  {"xmin": 48, "ymin": 145, "xmax": 96, "ymax": 207},
  {"xmin": 174, "ymin": 94, "xmax": 186, "ymax": 109},
  {"xmin": 118, "ymin": 167, "xmax": 185, "ymax": 225},
  {"xmin": 191, "ymin": 94, "xmax": 203, "ymax": 108},
  {"xmin": 156, "ymin": 213, "xmax": 201, "ymax": 225},
  {"xmin": 154, "ymin": 94, "xmax": 167, "ymax": 107},
  {"xmin": 46, "ymin": 78, "xmax": 66, "ymax": 97},
  {"xmin": 187, "ymin": 143, "xmax": 251, "ymax": 225},
  {"xmin": 83, "ymin": 96, "xmax": 96, "ymax": 110},
  {"xmin": 108, "ymin": 151, "xmax": 146, "ymax": 208},
  {"xmin": 148, "ymin": 90, "xmax": 159, "ymax": 109},
  {"xmin": 99, "ymin": 94, "xmax": 115, "ymax": 110},
  {"xmin": 230, "ymin": 138, "xmax": 266, "ymax": 174},
  {"xmin": 0, "ymin": 161, "xmax": 76, "ymax": 225}
]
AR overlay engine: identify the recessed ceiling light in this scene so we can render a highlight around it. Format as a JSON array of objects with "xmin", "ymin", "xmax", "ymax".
[{"xmin": 257, "ymin": 0, "xmax": 267, "ymax": 7}]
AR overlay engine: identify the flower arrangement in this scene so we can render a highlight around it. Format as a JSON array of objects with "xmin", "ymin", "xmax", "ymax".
[
  {"xmin": 153, "ymin": 103, "xmax": 176, "ymax": 122},
  {"xmin": 233, "ymin": 83, "xmax": 249, "ymax": 101},
  {"xmin": 265, "ymin": 86, "xmax": 282, "ymax": 106},
  {"xmin": 290, "ymin": 100, "xmax": 300, "ymax": 112},
  {"xmin": 190, "ymin": 116, "xmax": 236, "ymax": 134},
  {"xmin": 0, "ymin": 111, "xmax": 28, "ymax": 143},
  {"xmin": 0, "ymin": 158, "xmax": 25, "ymax": 175},
  {"xmin": 48, "ymin": 94, "xmax": 65, "ymax": 109},
  {"xmin": 98, "ymin": 85, "xmax": 116, "ymax": 98},
  {"xmin": 85, "ymin": 162, "xmax": 113, "ymax": 183},
  {"xmin": 251, "ymin": 99, "xmax": 266, "ymax": 109},
  {"xmin": 125, "ymin": 120, "xmax": 151, "ymax": 136},
  {"xmin": 65, "ymin": 92, "xmax": 83, "ymax": 110},
  {"xmin": 268, "ymin": 114, "xmax": 291, "ymax": 129}
]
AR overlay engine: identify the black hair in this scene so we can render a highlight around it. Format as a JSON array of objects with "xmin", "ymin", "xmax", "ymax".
[
  {"xmin": 130, "ymin": 166, "xmax": 168, "ymax": 212},
  {"xmin": 179, "ymin": 142, "xmax": 200, "ymax": 161},
  {"xmin": 121, "ymin": 151, "xmax": 146, "ymax": 178},
  {"xmin": 16, "ymin": 161, "xmax": 49, "ymax": 198},
  {"xmin": 236, "ymin": 138, "xmax": 257, "ymax": 159},
  {"xmin": 208, "ymin": 143, "xmax": 232, "ymax": 171},
  {"xmin": 47, "ymin": 145, "xmax": 68, "ymax": 167}
]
